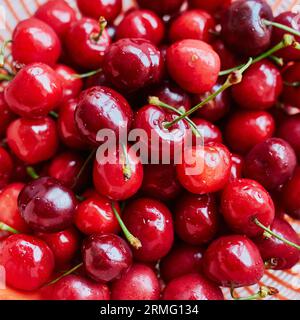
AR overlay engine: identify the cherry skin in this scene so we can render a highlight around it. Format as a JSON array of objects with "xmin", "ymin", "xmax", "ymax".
[
  {"xmin": 160, "ymin": 244, "xmax": 203, "ymax": 282},
  {"xmin": 191, "ymin": 118, "xmax": 223, "ymax": 145},
  {"xmin": 82, "ymin": 234, "xmax": 132, "ymax": 283},
  {"xmin": 42, "ymin": 274, "xmax": 110, "ymax": 300},
  {"xmin": 0, "ymin": 147, "xmax": 13, "ymax": 189},
  {"xmin": 122, "ymin": 198, "xmax": 174, "ymax": 262},
  {"xmin": 244, "ymin": 138, "xmax": 297, "ymax": 190},
  {"xmin": 18, "ymin": 177, "xmax": 77, "ymax": 233},
  {"xmin": 0, "ymin": 234, "xmax": 54, "ymax": 291},
  {"xmin": 202, "ymin": 235, "xmax": 264, "ymax": 287},
  {"xmin": 75, "ymin": 195, "xmax": 120, "ymax": 235},
  {"xmin": 34, "ymin": 0, "xmax": 77, "ymax": 40},
  {"xmin": 168, "ymin": 10, "xmax": 215, "ymax": 44},
  {"xmin": 174, "ymin": 193, "xmax": 218, "ymax": 245},
  {"xmin": 6, "ymin": 117, "xmax": 58, "ymax": 165},
  {"xmin": 167, "ymin": 39, "xmax": 220, "ymax": 94},
  {"xmin": 111, "ymin": 263, "xmax": 160, "ymax": 300},
  {"xmin": 211, "ymin": 39, "xmax": 238, "ymax": 70},
  {"xmin": 231, "ymin": 60, "xmax": 283, "ymax": 110},
  {"xmin": 65, "ymin": 18, "xmax": 111, "ymax": 70},
  {"xmin": 136, "ymin": 0, "xmax": 184, "ymax": 16},
  {"xmin": 0, "ymin": 93, "xmax": 15, "ymax": 138},
  {"xmin": 116, "ymin": 9, "xmax": 165, "ymax": 45},
  {"xmin": 188, "ymin": 0, "xmax": 232, "ymax": 14},
  {"xmin": 225, "ymin": 111, "xmax": 275, "ymax": 154},
  {"xmin": 103, "ymin": 38, "xmax": 164, "ymax": 92},
  {"xmin": 76, "ymin": 0, "xmax": 122, "ymax": 23},
  {"xmin": 229, "ymin": 154, "xmax": 244, "ymax": 181},
  {"xmin": 221, "ymin": 178, "xmax": 275, "ymax": 237},
  {"xmin": 12, "ymin": 18, "xmax": 61, "ymax": 66},
  {"xmin": 254, "ymin": 218, "xmax": 300, "ymax": 270},
  {"xmin": 4, "ymin": 63, "xmax": 62, "ymax": 118},
  {"xmin": 75, "ymin": 86, "xmax": 133, "ymax": 146},
  {"xmin": 176, "ymin": 142, "xmax": 232, "ymax": 194},
  {"xmin": 281, "ymin": 63, "xmax": 300, "ymax": 109},
  {"xmin": 163, "ymin": 273, "xmax": 224, "ymax": 300},
  {"xmin": 221, "ymin": 0, "xmax": 273, "ymax": 56}
]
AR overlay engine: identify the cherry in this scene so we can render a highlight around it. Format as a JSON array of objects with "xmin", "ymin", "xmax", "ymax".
[
  {"xmin": 36, "ymin": 227, "xmax": 80, "ymax": 269},
  {"xmin": 244, "ymin": 138, "xmax": 297, "ymax": 190},
  {"xmin": 167, "ymin": 39, "xmax": 220, "ymax": 94},
  {"xmin": 75, "ymin": 195, "xmax": 120, "ymax": 235},
  {"xmin": 281, "ymin": 62, "xmax": 300, "ymax": 109},
  {"xmin": 12, "ymin": 18, "xmax": 61, "ymax": 66},
  {"xmin": 188, "ymin": 0, "xmax": 232, "ymax": 14},
  {"xmin": 176, "ymin": 142, "xmax": 232, "ymax": 194},
  {"xmin": 6, "ymin": 117, "xmax": 58, "ymax": 164},
  {"xmin": 191, "ymin": 118, "xmax": 223, "ymax": 145},
  {"xmin": 34, "ymin": 0, "xmax": 77, "ymax": 40},
  {"xmin": 4, "ymin": 63, "xmax": 62, "ymax": 118},
  {"xmin": 103, "ymin": 38, "xmax": 164, "ymax": 92},
  {"xmin": 254, "ymin": 218, "xmax": 300, "ymax": 270},
  {"xmin": 0, "ymin": 234, "xmax": 54, "ymax": 291},
  {"xmin": 116, "ymin": 9, "xmax": 165, "ymax": 45},
  {"xmin": 82, "ymin": 233, "xmax": 132, "ymax": 283},
  {"xmin": 174, "ymin": 193, "xmax": 218, "ymax": 245},
  {"xmin": 225, "ymin": 111, "xmax": 275, "ymax": 154},
  {"xmin": 168, "ymin": 10, "xmax": 215, "ymax": 44},
  {"xmin": 231, "ymin": 60, "xmax": 282, "ymax": 110},
  {"xmin": 18, "ymin": 176, "xmax": 77, "ymax": 233},
  {"xmin": 0, "ymin": 93, "xmax": 15, "ymax": 138},
  {"xmin": 0, "ymin": 147, "xmax": 13, "ymax": 189},
  {"xmin": 75, "ymin": 86, "xmax": 133, "ymax": 146},
  {"xmin": 65, "ymin": 18, "xmax": 111, "ymax": 70},
  {"xmin": 221, "ymin": 0, "xmax": 273, "ymax": 56},
  {"xmin": 160, "ymin": 244, "xmax": 203, "ymax": 282},
  {"xmin": 229, "ymin": 154, "xmax": 244, "ymax": 181},
  {"xmin": 122, "ymin": 198, "xmax": 174, "ymax": 262},
  {"xmin": 111, "ymin": 263, "xmax": 160, "ymax": 300},
  {"xmin": 162, "ymin": 273, "xmax": 224, "ymax": 300},
  {"xmin": 76, "ymin": 0, "xmax": 122, "ymax": 23},
  {"xmin": 221, "ymin": 178, "xmax": 275, "ymax": 237},
  {"xmin": 211, "ymin": 39, "xmax": 238, "ymax": 70},
  {"xmin": 136, "ymin": 0, "xmax": 184, "ymax": 16}
]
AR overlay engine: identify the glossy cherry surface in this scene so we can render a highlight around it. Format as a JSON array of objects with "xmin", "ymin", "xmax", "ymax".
[
  {"xmin": 0, "ymin": 147, "xmax": 13, "ymax": 189},
  {"xmin": 191, "ymin": 118, "xmax": 223, "ymax": 145},
  {"xmin": 229, "ymin": 154, "xmax": 244, "ymax": 181},
  {"xmin": 0, "ymin": 93, "xmax": 15, "ymax": 138},
  {"xmin": 136, "ymin": 0, "xmax": 184, "ymax": 16},
  {"xmin": 281, "ymin": 63, "xmax": 300, "ymax": 109},
  {"xmin": 188, "ymin": 0, "xmax": 232, "ymax": 13}
]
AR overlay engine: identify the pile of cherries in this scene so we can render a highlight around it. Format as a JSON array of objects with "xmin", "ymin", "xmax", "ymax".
[{"xmin": 0, "ymin": 0, "xmax": 300, "ymax": 300}]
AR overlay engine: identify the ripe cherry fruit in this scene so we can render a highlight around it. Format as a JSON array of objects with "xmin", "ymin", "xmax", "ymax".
[
  {"xmin": 0, "ymin": 147, "xmax": 13, "ymax": 189},
  {"xmin": 0, "ymin": 92, "xmax": 15, "ymax": 138},
  {"xmin": 136, "ymin": 0, "xmax": 184, "ymax": 16}
]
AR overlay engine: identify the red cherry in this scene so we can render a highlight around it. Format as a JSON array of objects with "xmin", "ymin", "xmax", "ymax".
[
  {"xmin": 12, "ymin": 18, "xmax": 61, "ymax": 66},
  {"xmin": 191, "ymin": 118, "xmax": 223, "ymax": 145},
  {"xmin": 202, "ymin": 235, "xmax": 264, "ymax": 287},
  {"xmin": 281, "ymin": 62, "xmax": 300, "ymax": 109},
  {"xmin": 122, "ymin": 198, "xmax": 174, "ymax": 262},
  {"xmin": 0, "ymin": 147, "xmax": 13, "ymax": 189},
  {"xmin": 163, "ymin": 273, "xmax": 224, "ymax": 300},
  {"xmin": 6, "ymin": 117, "xmax": 58, "ymax": 165},
  {"xmin": 0, "ymin": 234, "xmax": 54, "ymax": 291},
  {"xmin": 211, "ymin": 39, "xmax": 238, "ymax": 70},
  {"xmin": 229, "ymin": 154, "xmax": 244, "ymax": 181},
  {"xmin": 4, "ymin": 63, "xmax": 62, "ymax": 118},
  {"xmin": 111, "ymin": 263, "xmax": 160, "ymax": 300},
  {"xmin": 221, "ymin": 179, "xmax": 275, "ymax": 237},
  {"xmin": 188, "ymin": 0, "xmax": 232, "ymax": 14},
  {"xmin": 167, "ymin": 39, "xmax": 220, "ymax": 94},
  {"xmin": 34, "ymin": 0, "xmax": 77, "ymax": 40},
  {"xmin": 82, "ymin": 233, "xmax": 132, "ymax": 282},
  {"xmin": 136, "ymin": 0, "xmax": 184, "ymax": 16},
  {"xmin": 0, "ymin": 93, "xmax": 15, "ymax": 138}
]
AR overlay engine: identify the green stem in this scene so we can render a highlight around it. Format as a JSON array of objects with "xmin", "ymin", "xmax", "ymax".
[
  {"xmin": 91, "ymin": 16, "xmax": 107, "ymax": 42},
  {"xmin": 0, "ymin": 40, "xmax": 12, "ymax": 67},
  {"xmin": 0, "ymin": 73, "xmax": 13, "ymax": 81},
  {"xmin": 49, "ymin": 111, "xmax": 59, "ymax": 119},
  {"xmin": 72, "ymin": 68, "xmax": 102, "ymax": 79},
  {"xmin": 0, "ymin": 222, "xmax": 19, "ymax": 234},
  {"xmin": 263, "ymin": 19, "xmax": 300, "ymax": 38},
  {"xmin": 26, "ymin": 166, "xmax": 39, "ymax": 180},
  {"xmin": 121, "ymin": 144, "xmax": 132, "ymax": 180},
  {"xmin": 46, "ymin": 262, "xmax": 83, "ymax": 286},
  {"xmin": 283, "ymin": 81, "xmax": 300, "ymax": 87},
  {"xmin": 269, "ymin": 55, "xmax": 284, "ymax": 67},
  {"xmin": 230, "ymin": 286, "xmax": 278, "ymax": 301}
]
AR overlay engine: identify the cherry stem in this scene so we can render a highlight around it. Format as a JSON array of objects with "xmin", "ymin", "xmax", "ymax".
[
  {"xmin": 230, "ymin": 286, "xmax": 279, "ymax": 301},
  {"xmin": 49, "ymin": 111, "xmax": 59, "ymax": 119},
  {"xmin": 0, "ymin": 73, "xmax": 13, "ymax": 81},
  {"xmin": 0, "ymin": 222, "xmax": 19, "ymax": 234},
  {"xmin": 283, "ymin": 80, "xmax": 300, "ymax": 87},
  {"xmin": 91, "ymin": 16, "xmax": 107, "ymax": 42},
  {"xmin": 111, "ymin": 202, "xmax": 142, "ymax": 250},
  {"xmin": 263, "ymin": 19, "xmax": 300, "ymax": 38},
  {"xmin": 0, "ymin": 40, "xmax": 12, "ymax": 68},
  {"xmin": 269, "ymin": 55, "xmax": 284, "ymax": 67},
  {"xmin": 46, "ymin": 262, "xmax": 83, "ymax": 286},
  {"xmin": 26, "ymin": 166, "xmax": 39, "ymax": 180},
  {"xmin": 72, "ymin": 68, "xmax": 102, "ymax": 79},
  {"xmin": 121, "ymin": 143, "xmax": 132, "ymax": 180},
  {"xmin": 253, "ymin": 218, "xmax": 300, "ymax": 250},
  {"xmin": 164, "ymin": 57, "xmax": 253, "ymax": 128}
]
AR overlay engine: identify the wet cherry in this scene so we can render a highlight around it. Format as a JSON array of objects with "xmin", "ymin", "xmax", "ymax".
[
  {"xmin": 281, "ymin": 62, "xmax": 300, "ymax": 109},
  {"xmin": 229, "ymin": 154, "xmax": 244, "ymax": 181},
  {"xmin": 191, "ymin": 118, "xmax": 223, "ymax": 145}
]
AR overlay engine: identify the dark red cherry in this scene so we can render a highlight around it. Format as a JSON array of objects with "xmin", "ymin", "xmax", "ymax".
[
  {"xmin": 167, "ymin": 39, "xmax": 220, "ymax": 94},
  {"xmin": 229, "ymin": 154, "xmax": 244, "ymax": 181},
  {"xmin": 169, "ymin": 10, "xmax": 215, "ymax": 44},
  {"xmin": 282, "ymin": 167, "xmax": 300, "ymax": 219},
  {"xmin": 176, "ymin": 143, "xmax": 232, "ymax": 194},
  {"xmin": 122, "ymin": 198, "xmax": 174, "ymax": 262},
  {"xmin": 244, "ymin": 138, "xmax": 297, "ymax": 190},
  {"xmin": 103, "ymin": 38, "xmax": 164, "ymax": 92},
  {"xmin": 221, "ymin": 0, "xmax": 273, "ymax": 56},
  {"xmin": 12, "ymin": 18, "xmax": 61, "ymax": 66},
  {"xmin": 34, "ymin": 0, "xmax": 77, "ymax": 40},
  {"xmin": 18, "ymin": 177, "xmax": 77, "ymax": 233},
  {"xmin": 65, "ymin": 18, "xmax": 111, "ymax": 70},
  {"xmin": 254, "ymin": 218, "xmax": 300, "ymax": 270},
  {"xmin": 6, "ymin": 117, "xmax": 58, "ymax": 164},
  {"xmin": 211, "ymin": 39, "xmax": 238, "ymax": 70},
  {"xmin": 221, "ymin": 179, "xmax": 275, "ymax": 237},
  {"xmin": 76, "ymin": 0, "xmax": 122, "ymax": 23},
  {"xmin": 116, "ymin": 9, "xmax": 165, "ymax": 45},
  {"xmin": 202, "ymin": 235, "xmax": 264, "ymax": 287},
  {"xmin": 0, "ymin": 234, "xmax": 54, "ymax": 291},
  {"xmin": 83, "ymin": 234, "xmax": 132, "ymax": 283},
  {"xmin": 0, "ymin": 93, "xmax": 15, "ymax": 138},
  {"xmin": 163, "ymin": 273, "xmax": 224, "ymax": 300},
  {"xmin": 160, "ymin": 244, "xmax": 203, "ymax": 282},
  {"xmin": 225, "ymin": 111, "xmax": 275, "ymax": 154},
  {"xmin": 281, "ymin": 63, "xmax": 300, "ymax": 109},
  {"xmin": 231, "ymin": 60, "xmax": 282, "ymax": 110},
  {"xmin": 136, "ymin": 0, "xmax": 184, "ymax": 16},
  {"xmin": 42, "ymin": 274, "xmax": 110, "ymax": 300},
  {"xmin": 0, "ymin": 147, "xmax": 13, "ymax": 189},
  {"xmin": 75, "ymin": 195, "xmax": 120, "ymax": 235},
  {"xmin": 5, "ymin": 63, "xmax": 62, "ymax": 118},
  {"xmin": 111, "ymin": 263, "xmax": 160, "ymax": 300},
  {"xmin": 191, "ymin": 118, "xmax": 223, "ymax": 145},
  {"xmin": 188, "ymin": 0, "xmax": 232, "ymax": 14}
]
